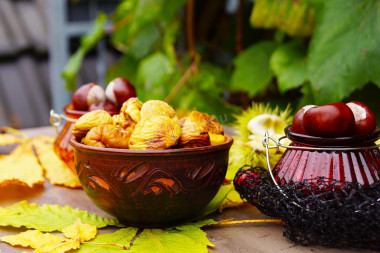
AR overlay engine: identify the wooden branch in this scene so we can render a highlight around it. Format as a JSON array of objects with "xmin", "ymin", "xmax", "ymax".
[
  {"xmin": 206, "ymin": 219, "xmax": 285, "ymax": 227},
  {"xmin": 164, "ymin": 58, "xmax": 199, "ymax": 104}
]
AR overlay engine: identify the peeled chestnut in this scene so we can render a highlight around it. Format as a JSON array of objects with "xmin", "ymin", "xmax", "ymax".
[
  {"xmin": 72, "ymin": 83, "xmax": 106, "ymax": 111},
  {"xmin": 291, "ymin": 105, "xmax": 316, "ymax": 134},
  {"xmin": 89, "ymin": 101, "xmax": 118, "ymax": 113},
  {"xmin": 105, "ymin": 78, "xmax": 137, "ymax": 107},
  {"xmin": 303, "ymin": 102, "xmax": 355, "ymax": 137},
  {"xmin": 346, "ymin": 101, "xmax": 377, "ymax": 135}
]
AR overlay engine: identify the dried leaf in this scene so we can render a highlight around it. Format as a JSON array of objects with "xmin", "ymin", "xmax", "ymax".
[
  {"xmin": 218, "ymin": 189, "xmax": 245, "ymax": 212},
  {"xmin": 35, "ymin": 238, "xmax": 80, "ymax": 253},
  {"xmin": 0, "ymin": 201, "xmax": 121, "ymax": 232},
  {"xmin": 0, "ymin": 141, "xmax": 44, "ymax": 187},
  {"xmin": 32, "ymin": 136, "xmax": 81, "ymax": 188},
  {"xmin": 198, "ymin": 184, "xmax": 234, "ymax": 217},
  {"xmin": 77, "ymin": 227, "xmax": 138, "ymax": 252},
  {"xmin": 62, "ymin": 218, "xmax": 97, "ymax": 242},
  {"xmin": 0, "ymin": 230, "xmax": 63, "ymax": 249},
  {"xmin": 0, "ymin": 133, "xmax": 24, "ymax": 145}
]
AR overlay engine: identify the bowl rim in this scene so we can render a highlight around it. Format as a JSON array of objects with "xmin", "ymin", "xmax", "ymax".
[
  {"xmin": 64, "ymin": 104, "xmax": 119, "ymax": 118},
  {"xmin": 70, "ymin": 134, "xmax": 233, "ymax": 156},
  {"xmin": 286, "ymin": 125, "xmax": 380, "ymax": 147}
]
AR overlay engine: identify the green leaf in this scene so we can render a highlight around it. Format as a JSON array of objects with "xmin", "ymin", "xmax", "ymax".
[
  {"xmin": 231, "ymin": 41, "xmax": 278, "ymax": 96},
  {"xmin": 132, "ymin": 228, "xmax": 210, "ymax": 253},
  {"xmin": 270, "ymin": 41, "xmax": 308, "ymax": 93},
  {"xmin": 250, "ymin": 0, "xmax": 315, "ymax": 36},
  {"xmin": 174, "ymin": 219, "xmax": 217, "ymax": 231},
  {"xmin": 0, "ymin": 201, "xmax": 121, "ymax": 232},
  {"xmin": 161, "ymin": 0, "xmax": 187, "ymax": 22},
  {"xmin": 198, "ymin": 184, "xmax": 234, "ymax": 217},
  {"xmin": 105, "ymin": 54, "xmax": 139, "ymax": 85},
  {"xmin": 307, "ymin": 0, "xmax": 380, "ymax": 104},
  {"xmin": 77, "ymin": 228, "xmax": 139, "ymax": 252},
  {"xmin": 129, "ymin": 23, "xmax": 160, "ymax": 59},
  {"xmin": 62, "ymin": 12, "xmax": 107, "ymax": 91},
  {"xmin": 136, "ymin": 52, "xmax": 174, "ymax": 101}
]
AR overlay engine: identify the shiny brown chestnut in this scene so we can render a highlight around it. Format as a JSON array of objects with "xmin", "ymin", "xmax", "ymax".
[
  {"xmin": 303, "ymin": 102, "xmax": 355, "ymax": 137},
  {"xmin": 106, "ymin": 78, "xmax": 137, "ymax": 107},
  {"xmin": 346, "ymin": 101, "xmax": 377, "ymax": 135},
  {"xmin": 72, "ymin": 83, "xmax": 106, "ymax": 111}
]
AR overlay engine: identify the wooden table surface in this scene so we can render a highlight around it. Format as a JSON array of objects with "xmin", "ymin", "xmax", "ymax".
[{"xmin": 0, "ymin": 127, "xmax": 374, "ymax": 253}]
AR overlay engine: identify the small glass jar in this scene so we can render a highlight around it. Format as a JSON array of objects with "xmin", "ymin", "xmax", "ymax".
[
  {"xmin": 50, "ymin": 105, "xmax": 86, "ymax": 174},
  {"xmin": 50, "ymin": 104, "xmax": 118, "ymax": 174},
  {"xmin": 265, "ymin": 126, "xmax": 380, "ymax": 189}
]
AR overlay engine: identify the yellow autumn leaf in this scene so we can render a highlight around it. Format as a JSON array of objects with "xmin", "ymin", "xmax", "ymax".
[
  {"xmin": 35, "ymin": 239, "xmax": 80, "ymax": 253},
  {"xmin": 32, "ymin": 136, "xmax": 81, "ymax": 188},
  {"xmin": 0, "ymin": 141, "xmax": 44, "ymax": 187},
  {"xmin": 62, "ymin": 218, "xmax": 97, "ymax": 243},
  {"xmin": 0, "ymin": 230, "xmax": 64, "ymax": 249},
  {"xmin": 0, "ymin": 133, "xmax": 25, "ymax": 145},
  {"xmin": 0, "ymin": 127, "xmax": 28, "ymax": 145}
]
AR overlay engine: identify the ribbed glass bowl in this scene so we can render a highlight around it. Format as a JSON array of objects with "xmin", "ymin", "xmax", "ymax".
[{"xmin": 273, "ymin": 126, "xmax": 380, "ymax": 187}]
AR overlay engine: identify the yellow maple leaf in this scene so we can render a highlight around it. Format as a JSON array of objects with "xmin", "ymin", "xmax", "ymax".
[
  {"xmin": 0, "ymin": 230, "xmax": 64, "ymax": 249},
  {"xmin": 32, "ymin": 136, "xmax": 81, "ymax": 188},
  {"xmin": 62, "ymin": 218, "xmax": 97, "ymax": 243},
  {"xmin": 0, "ymin": 141, "xmax": 44, "ymax": 187}
]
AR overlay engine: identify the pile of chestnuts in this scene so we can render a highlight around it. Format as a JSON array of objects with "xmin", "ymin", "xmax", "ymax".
[
  {"xmin": 71, "ymin": 77, "xmax": 136, "ymax": 112},
  {"xmin": 292, "ymin": 101, "xmax": 377, "ymax": 137}
]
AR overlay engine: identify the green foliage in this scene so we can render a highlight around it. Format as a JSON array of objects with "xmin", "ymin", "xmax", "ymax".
[
  {"xmin": 0, "ymin": 201, "xmax": 120, "ymax": 232},
  {"xmin": 77, "ymin": 228, "xmax": 139, "ymax": 252},
  {"xmin": 0, "ymin": 201, "xmax": 221, "ymax": 252},
  {"xmin": 62, "ymin": 0, "xmax": 380, "ymax": 122},
  {"xmin": 231, "ymin": 41, "xmax": 278, "ymax": 97},
  {"xmin": 250, "ymin": 0, "xmax": 315, "ymax": 37},
  {"xmin": 198, "ymin": 184, "xmax": 234, "ymax": 217},
  {"xmin": 307, "ymin": 0, "xmax": 380, "ymax": 104},
  {"xmin": 270, "ymin": 40, "xmax": 308, "ymax": 94},
  {"xmin": 132, "ymin": 226, "xmax": 212, "ymax": 252},
  {"xmin": 136, "ymin": 52, "xmax": 174, "ymax": 101},
  {"xmin": 62, "ymin": 12, "xmax": 107, "ymax": 91}
]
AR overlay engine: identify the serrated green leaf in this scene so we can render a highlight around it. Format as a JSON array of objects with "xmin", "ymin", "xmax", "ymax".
[
  {"xmin": 0, "ymin": 201, "xmax": 121, "ymax": 232},
  {"xmin": 136, "ymin": 52, "xmax": 174, "ymax": 101},
  {"xmin": 308, "ymin": 0, "xmax": 380, "ymax": 104},
  {"xmin": 172, "ymin": 228, "xmax": 214, "ymax": 248},
  {"xmin": 270, "ymin": 41, "xmax": 308, "ymax": 93},
  {"xmin": 62, "ymin": 12, "xmax": 107, "ymax": 91},
  {"xmin": 77, "ymin": 228, "xmax": 139, "ymax": 252},
  {"xmin": 174, "ymin": 219, "xmax": 217, "ymax": 231},
  {"xmin": 231, "ymin": 41, "xmax": 278, "ymax": 96},
  {"xmin": 132, "ymin": 228, "xmax": 209, "ymax": 253}
]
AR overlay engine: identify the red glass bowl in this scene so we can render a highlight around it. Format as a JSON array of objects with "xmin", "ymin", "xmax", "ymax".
[
  {"xmin": 273, "ymin": 126, "xmax": 380, "ymax": 187},
  {"xmin": 70, "ymin": 135, "xmax": 233, "ymax": 227}
]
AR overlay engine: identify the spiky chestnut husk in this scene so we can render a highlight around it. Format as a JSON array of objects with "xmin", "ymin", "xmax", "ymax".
[{"xmin": 226, "ymin": 102, "xmax": 293, "ymax": 180}]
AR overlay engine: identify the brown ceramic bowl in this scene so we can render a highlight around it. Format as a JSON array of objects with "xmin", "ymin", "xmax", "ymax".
[{"xmin": 70, "ymin": 135, "xmax": 233, "ymax": 227}]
